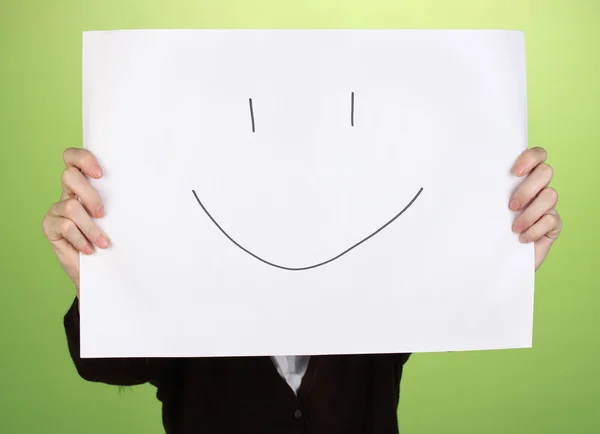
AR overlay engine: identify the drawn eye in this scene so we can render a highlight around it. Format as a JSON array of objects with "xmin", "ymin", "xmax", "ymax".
[
  {"xmin": 249, "ymin": 98, "xmax": 255, "ymax": 133},
  {"xmin": 248, "ymin": 92, "xmax": 354, "ymax": 133},
  {"xmin": 351, "ymin": 91, "xmax": 355, "ymax": 127}
]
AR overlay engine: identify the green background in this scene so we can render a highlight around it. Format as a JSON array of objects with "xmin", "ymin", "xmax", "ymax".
[{"xmin": 1, "ymin": 0, "xmax": 598, "ymax": 433}]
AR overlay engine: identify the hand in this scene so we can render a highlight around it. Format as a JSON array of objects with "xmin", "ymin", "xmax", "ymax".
[
  {"xmin": 41, "ymin": 148, "xmax": 110, "ymax": 296},
  {"xmin": 509, "ymin": 147, "xmax": 562, "ymax": 271}
]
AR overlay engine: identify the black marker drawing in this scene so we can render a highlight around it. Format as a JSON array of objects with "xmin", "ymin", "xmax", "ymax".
[
  {"xmin": 351, "ymin": 91, "xmax": 355, "ymax": 126},
  {"xmin": 249, "ymin": 98, "xmax": 255, "ymax": 133},
  {"xmin": 192, "ymin": 187, "xmax": 424, "ymax": 271}
]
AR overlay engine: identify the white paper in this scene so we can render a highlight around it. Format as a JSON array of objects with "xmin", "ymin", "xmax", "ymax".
[{"xmin": 80, "ymin": 29, "xmax": 534, "ymax": 358}]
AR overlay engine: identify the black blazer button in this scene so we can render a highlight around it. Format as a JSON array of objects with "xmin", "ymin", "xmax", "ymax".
[{"xmin": 293, "ymin": 409, "xmax": 303, "ymax": 420}]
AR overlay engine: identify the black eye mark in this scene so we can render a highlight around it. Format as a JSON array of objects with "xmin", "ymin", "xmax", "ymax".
[
  {"xmin": 249, "ymin": 97, "xmax": 256, "ymax": 133},
  {"xmin": 351, "ymin": 91, "xmax": 355, "ymax": 127}
]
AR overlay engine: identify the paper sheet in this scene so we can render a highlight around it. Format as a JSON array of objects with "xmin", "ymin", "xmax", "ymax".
[{"xmin": 80, "ymin": 29, "xmax": 534, "ymax": 358}]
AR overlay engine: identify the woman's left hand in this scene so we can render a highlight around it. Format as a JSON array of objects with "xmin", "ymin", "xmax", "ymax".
[{"xmin": 509, "ymin": 147, "xmax": 562, "ymax": 271}]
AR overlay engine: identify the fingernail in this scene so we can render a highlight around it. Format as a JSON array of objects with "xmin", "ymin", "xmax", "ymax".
[
  {"xmin": 514, "ymin": 164, "xmax": 525, "ymax": 176},
  {"xmin": 509, "ymin": 199, "xmax": 521, "ymax": 211},
  {"xmin": 95, "ymin": 205, "xmax": 104, "ymax": 218},
  {"xmin": 97, "ymin": 234, "xmax": 110, "ymax": 248},
  {"xmin": 513, "ymin": 222, "xmax": 525, "ymax": 233},
  {"xmin": 93, "ymin": 165, "xmax": 103, "ymax": 178},
  {"xmin": 84, "ymin": 245, "xmax": 94, "ymax": 255}
]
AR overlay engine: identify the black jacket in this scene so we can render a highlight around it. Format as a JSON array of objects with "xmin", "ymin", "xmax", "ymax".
[{"xmin": 64, "ymin": 298, "xmax": 411, "ymax": 433}]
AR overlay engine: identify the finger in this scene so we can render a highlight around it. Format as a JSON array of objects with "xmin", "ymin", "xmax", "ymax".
[
  {"xmin": 45, "ymin": 214, "xmax": 95, "ymax": 254},
  {"xmin": 63, "ymin": 147, "xmax": 103, "ymax": 179},
  {"xmin": 519, "ymin": 212, "xmax": 561, "ymax": 244},
  {"xmin": 509, "ymin": 163, "xmax": 554, "ymax": 211},
  {"xmin": 533, "ymin": 211, "xmax": 562, "ymax": 271},
  {"xmin": 50, "ymin": 198, "xmax": 110, "ymax": 248},
  {"xmin": 512, "ymin": 146, "xmax": 548, "ymax": 177},
  {"xmin": 544, "ymin": 209, "xmax": 562, "ymax": 240},
  {"xmin": 512, "ymin": 187, "xmax": 558, "ymax": 233},
  {"xmin": 61, "ymin": 166, "xmax": 105, "ymax": 217}
]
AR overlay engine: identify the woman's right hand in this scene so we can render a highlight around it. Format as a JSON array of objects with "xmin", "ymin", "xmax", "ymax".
[{"xmin": 41, "ymin": 148, "xmax": 111, "ymax": 297}]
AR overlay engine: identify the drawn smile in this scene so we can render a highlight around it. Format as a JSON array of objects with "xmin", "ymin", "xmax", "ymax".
[{"xmin": 192, "ymin": 187, "xmax": 424, "ymax": 271}]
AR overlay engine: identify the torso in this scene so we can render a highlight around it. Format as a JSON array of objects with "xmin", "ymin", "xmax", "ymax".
[{"xmin": 155, "ymin": 353, "xmax": 411, "ymax": 434}]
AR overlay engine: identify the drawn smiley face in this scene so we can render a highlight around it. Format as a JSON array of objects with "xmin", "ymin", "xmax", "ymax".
[{"xmin": 192, "ymin": 92, "xmax": 424, "ymax": 271}]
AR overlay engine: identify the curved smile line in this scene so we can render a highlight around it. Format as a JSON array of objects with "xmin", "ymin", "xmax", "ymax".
[{"xmin": 192, "ymin": 187, "xmax": 424, "ymax": 271}]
